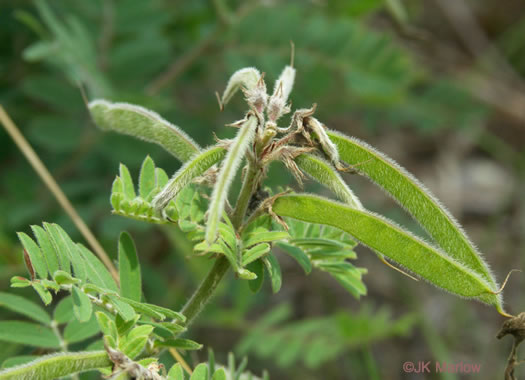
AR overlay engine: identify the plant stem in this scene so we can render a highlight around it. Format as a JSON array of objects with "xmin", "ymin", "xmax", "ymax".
[
  {"xmin": 181, "ymin": 160, "xmax": 261, "ymax": 327},
  {"xmin": 180, "ymin": 256, "xmax": 230, "ymax": 327},
  {"xmin": 168, "ymin": 348, "xmax": 193, "ymax": 375},
  {"xmin": 231, "ymin": 162, "xmax": 259, "ymax": 229}
]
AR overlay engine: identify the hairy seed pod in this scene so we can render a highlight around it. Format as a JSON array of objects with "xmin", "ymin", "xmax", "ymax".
[
  {"xmin": 206, "ymin": 115, "xmax": 258, "ymax": 245},
  {"xmin": 294, "ymin": 153, "xmax": 363, "ymax": 210},
  {"xmin": 0, "ymin": 351, "xmax": 111, "ymax": 380},
  {"xmin": 328, "ymin": 130, "xmax": 500, "ymax": 292},
  {"xmin": 89, "ymin": 100, "xmax": 200, "ymax": 162},
  {"xmin": 273, "ymin": 194, "xmax": 503, "ymax": 310},
  {"xmin": 152, "ymin": 146, "xmax": 227, "ymax": 211}
]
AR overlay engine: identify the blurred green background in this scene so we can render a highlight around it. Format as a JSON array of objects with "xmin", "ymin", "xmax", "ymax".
[{"xmin": 1, "ymin": 0, "xmax": 525, "ymax": 378}]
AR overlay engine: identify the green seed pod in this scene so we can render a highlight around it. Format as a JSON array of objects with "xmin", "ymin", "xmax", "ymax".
[
  {"xmin": 89, "ymin": 100, "xmax": 200, "ymax": 162},
  {"xmin": 272, "ymin": 194, "xmax": 503, "ymax": 310},
  {"xmin": 0, "ymin": 351, "xmax": 110, "ymax": 380},
  {"xmin": 153, "ymin": 146, "xmax": 227, "ymax": 211},
  {"xmin": 327, "ymin": 130, "xmax": 499, "ymax": 291},
  {"xmin": 206, "ymin": 116, "xmax": 258, "ymax": 245},
  {"xmin": 294, "ymin": 153, "xmax": 363, "ymax": 210}
]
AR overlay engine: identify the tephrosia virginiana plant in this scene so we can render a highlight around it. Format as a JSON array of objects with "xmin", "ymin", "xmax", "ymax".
[{"xmin": 1, "ymin": 58, "xmax": 521, "ymax": 380}]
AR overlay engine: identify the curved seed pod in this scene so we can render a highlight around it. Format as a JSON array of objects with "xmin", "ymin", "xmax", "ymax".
[
  {"xmin": 294, "ymin": 153, "xmax": 363, "ymax": 210},
  {"xmin": 88, "ymin": 100, "xmax": 200, "ymax": 162},
  {"xmin": 152, "ymin": 146, "xmax": 227, "ymax": 211},
  {"xmin": 327, "ymin": 130, "xmax": 499, "ymax": 290},
  {"xmin": 0, "ymin": 351, "xmax": 110, "ymax": 380},
  {"xmin": 220, "ymin": 68, "xmax": 262, "ymax": 108},
  {"xmin": 272, "ymin": 194, "xmax": 503, "ymax": 311},
  {"xmin": 205, "ymin": 116, "xmax": 258, "ymax": 244}
]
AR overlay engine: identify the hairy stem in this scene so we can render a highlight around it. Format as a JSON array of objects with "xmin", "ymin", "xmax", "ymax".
[
  {"xmin": 180, "ymin": 256, "xmax": 230, "ymax": 327},
  {"xmin": 231, "ymin": 162, "xmax": 259, "ymax": 229},
  {"xmin": 181, "ymin": 155, "xmax": 262, "ymax": 327},
  {"xmin": 0, "ymin": 351, "xmax": 110, "ymax": 380}
]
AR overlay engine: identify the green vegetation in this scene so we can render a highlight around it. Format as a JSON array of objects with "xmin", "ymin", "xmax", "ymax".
[{"xmin": 1, "ymin": 0, "xmax": 524, "ymax": 379}]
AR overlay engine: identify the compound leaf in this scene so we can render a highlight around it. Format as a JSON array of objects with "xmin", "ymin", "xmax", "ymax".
[
  {"xmin": 0, "ymin": 292, "xmax": 51, "ymax": 325},
  {"xmin": 72, "ymin": 286, "xmax": 93, "ymax": 323},
  {"xmin": 118, "ymin": 232, "xmax": 141, "ymax": 302},
  {"xmin": 0, "ymin": 321, "xmax": 60, "ymax": 348},
  {"xmin": 139, "ymin": 155, "xmax": 156, "ymax": 199}
]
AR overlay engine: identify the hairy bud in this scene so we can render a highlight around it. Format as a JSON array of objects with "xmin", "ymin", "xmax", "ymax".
[
  {"xmin": 304, "ymin": 116, "xmax": 340, "ymax": 167},
  {"xmin": 220, "ymin": 67, "xmax": 262, "ymax": 109},
  {"xmin": 243, "ymin": 74, "xmax": 268, "ymax": 114},
  {"xmin": 267, "ymin": 66, "xmax": 295, "ymax": 121}
]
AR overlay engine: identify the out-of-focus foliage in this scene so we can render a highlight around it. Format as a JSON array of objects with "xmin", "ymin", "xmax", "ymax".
[
  {"xmin": 499, "ymin": 14, "xmax": 525, "ymax": 77},
  {"xmin": 236, "ymin": 304, "xmax": 416, "ymax": 369}
]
